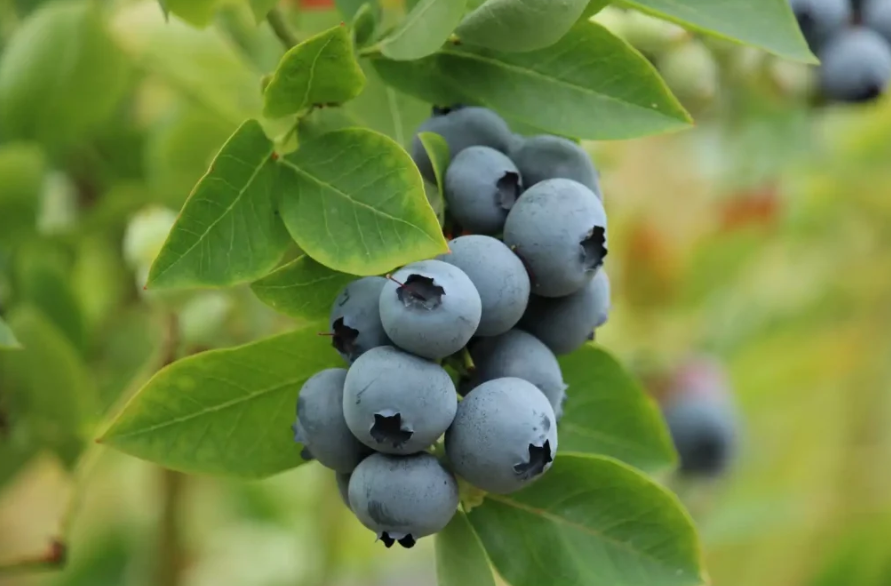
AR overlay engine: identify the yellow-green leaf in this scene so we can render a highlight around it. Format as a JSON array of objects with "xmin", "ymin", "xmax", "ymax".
[{"xmin": 263, "ymin": 25, "xmax": 367, "ymax": 119}]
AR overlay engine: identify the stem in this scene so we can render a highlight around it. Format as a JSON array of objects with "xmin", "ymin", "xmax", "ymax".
[
  {"xmin": 268, "ymin": 7, "xmax": 299, "ymax": 50},
  {"xmin": 156, "ymin": 469, "xmax": 186, "ymax": 586}
]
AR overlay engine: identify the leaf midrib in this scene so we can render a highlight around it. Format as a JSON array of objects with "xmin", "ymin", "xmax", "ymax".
[{"xmin": 381, "ymin": 0, "xmax": 446, "ymax": 51}]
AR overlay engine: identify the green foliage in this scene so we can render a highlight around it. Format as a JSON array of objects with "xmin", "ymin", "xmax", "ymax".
[
  {"xmin": 418, "ymin": 132, "xmax": 451, "ymax": 195},
  {"xmin": 248, "ymin": 0, "xmax": 280, "ymax": 23},
  {"xmin": 621, "ymin": 0, "xmax": 816, "ymax": 63},
  {"xmin": 468, "ymin": 455, "xmax": 706, "ymax": 586},
  {"xmin": 0, "ymin": 0, "xmax": 129, "ymax": 149},
  {"xmin": 100, "ymin": 323, "xmax": 342, "ymax": 478},
  {"xmin": 278, "ymin": 128, "xmax": 449, "ymax": 275},
  {"xmin": 560, "ymin": 346, "xmax": 677, "ymax": 472},
  {"xmin": 371, "ymin": 21, "xmax": 691, "ymax": 139},
  {"xmin": 0, "ymin": 142, "xmax": 44, "ymax": 246},
  {"xmin": 435, "ymin": 512, "xmax": 497, "ymax": 586},
  {"xmin": 147, "ymin": 120, "xmax": 290, "ymax": 289},
  {"xmin": 455, "ymin": 0, "xmax": 590, "ymax": 52},
  {"xmin": 251, "ymin": 256, "xmax": 355, "ymax": 321},
  {"xmin": 351, "ymin": 3, "xmax": 379, "ymax": 48},
  {"xmin": 377, "ymin": 0, "xmax": 467, "ymax": 61},
  {"xmin": 263, "ymin": 25, "xmax": 367, "ymax": 118},
  {"xmin": 0, "ymin": 316, "xmax": 20, "ymax": 349},
  {"xmin": 0, "ymin": 305, "xmax": 97, "ymax": 467},
  {"xmin": 346, "ymin": 62, "xmax": 429, "ymax": 146},
  {"xmin": 165, "ymin": 0, "xmax": 222, "ymax": 27}
]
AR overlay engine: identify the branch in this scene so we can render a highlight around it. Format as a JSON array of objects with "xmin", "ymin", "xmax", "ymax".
[
  {"xmin": 268, "ymin": 7, "xmax": 299, "ymax": 50},
  {"xmin": 156, "ymin": 469, "xmax": 186, "ymax": 586}
]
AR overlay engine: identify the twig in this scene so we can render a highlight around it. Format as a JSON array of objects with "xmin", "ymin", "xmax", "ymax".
[
  {"xmin": 268, "ymin": 7, "xmax": 299, "ymax": 50},
  {"xmin": 156, "ymin": 469, "xmax": 186, "ymax": 586}
]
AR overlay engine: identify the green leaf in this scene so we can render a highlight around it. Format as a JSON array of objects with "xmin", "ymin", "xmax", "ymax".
[
  {"xmin": 278, "ymin": 128, "xmax": 449, "ymax": 275},
  {"xmin": 374, "ymin": 21, "xmax": 692, "ymax": 139},
  {"xmin": 111, "ymin": 2, "xmax": 263, "ymax": 125},
  {"xmin": 147, "ymin": 120, "xmax": 290, "ymax": 290},
  {"xmin": 0, "ymin": 1, "xmax": 129, "ymax": 148},
  {"xmin": 99, "ymin": 324, "xmax": 342, "ymax": 478},
  {"xmin": 335, "ymin": 0, "xmax": 373, "ymax": 20},
  {"xmin": 0, "ymin": 317, "xmax": 21, "ymax": 349},
  {"xmin": 166, "ymin": 0, "xmax": 222, "ymax": 27},
  {"xmin": 468, "ymin": 455, "xmax": 706, "ymax": 586},
  {"xmin": 436, "ymin": 512, "xmax": 497, "ymax": 586},
  {"xmin": 0, "ymin": 142, "xmax": 45, "ymax": 247},
  {"xmin": 251, "ymin": 256, "xmax": 355, "ymax": 320},
  {"xmin": 621, "ymin": 0, "xmax": 815, "ymax": 63},
  {"xmin": 249, "ymin": 0, "xmax": 280, "ymax": 23},
  {"xmin": 0, "ymin": 306, "xmax": 97, "ymax": 461},
  {"xmin": 581, "ymin": 0, "xmax": 612, "ymax": 19},
  {"xmin": 418, "ymin": 132, "xmax": 450, "ymax": 193},
  {"xmin": 352, "ymin": 2, "xmax": 379, "ymax": 48},
  {"xmin": 455, "ymin": 0, "xmax": 590, "ymax": 52},
  {"xmin": 559, "ymin": 346, "xmax": 677, "ymax": 472},
  {"xmin": 14, "ymin": 241, "xmax": 86, "ymax": 353},
  {"xmin": 377, "ymin": 0, "xmax": 467, "ymax": 60},
  {"xmin": 371, "ymin": 55, "xmax": 467, "ymax": 106},
  {"xmin": 263, "ymin": 25, "xmax": 367, "ymax": 119},
  {"xmin": 346, "ymin": 62, "xmax": 430, "ymax": 146}
]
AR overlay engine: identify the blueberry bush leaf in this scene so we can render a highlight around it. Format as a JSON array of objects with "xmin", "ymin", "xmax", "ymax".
[
  {"xmin": 147, "ymin": 120, "xmax": 290, "ymax": 290},
  {"xmin": 436, "ymin": 512, "xmax": 497, "ymax": 586},
  {"xmin": 620, "ymin": 0, "xmax": 816, "ymax": 63},
  {"xmin": 370, "ymin": 21, "xmax": 692, "ymax": 139},
  {"xmin": 418, "ymin": 131, "xmax": 450, "ymax": 194},
  {"xmin": 455, "ymin": 0, "xmax": 591, "ymax": 52},
  {"xmin": 99, "ymin": 323, "xmax": 341, "ymax": 478},
  {"xmin": 0, "ymin": 306, "xmax": 98, "ymax": 467},
  {"xmin": 277, "ymin": 128, "xmax": 449, "ymax": 275},
  {"xmin": 0, "ymin": 317, "xmax": 21, "ymax": 350},
  {"xmin": 468, "ymin": 455, "xmax": 706, "ymax": 586},
  {"xmin": 559, "ymin": 345, "xmax": 677, "ymax": 472},
  {"xmin": 377, "ymin": 0, "xmax": 467, "ymax": 61},
  {"xmin": 251, "ymin": 256, "xmax": 355, "ymax": 321},
  {"xmin": 263, "ymin": 25, "xmax": 367, "ymax": 119}
]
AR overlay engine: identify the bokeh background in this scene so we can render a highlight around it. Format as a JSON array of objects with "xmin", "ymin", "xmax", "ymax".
[{"xmin": 2, "ymin": 1, "xmax": 891, "ymax": 585}]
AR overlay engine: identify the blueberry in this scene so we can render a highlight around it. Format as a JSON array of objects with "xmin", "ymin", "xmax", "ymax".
[
  {"xmin": 661, "ymin": 356, "xmax": 738, "ymax": 477},
  {"xmin": 503, "ymin": 178, "xmax": 607, "ymax": 298},
  {"xmin": 342, "ymin": 346, "xmax": 457, "ymax": 455},
  {"xmin": 444, "ymin": 146, "xmax": 523, "ymax": 235},
  {"xmin": 789, "ymin": 0, "xmax": 851, "ymax": 52},
  {"xmin": 379, "ymin": 260, "xmax": 482, "ymax": 360},
  {"xmin": 818, "ymin": 27, "xmax": 891, "ymax": 103},
  {"xmin": 508, "ymin": 135, "xmax": 602, "ymax": 199},
  {"xmin": 437, "ymin": 235, "xmax": 530, "ymax": 337},
  {"xmin": 330, "ymin": 277, "xmax": 391, "ymax": 363},
  {"xmin": 445, "ymin": 377, "xmax": 558, "ymax": 494},
  {"xmin": 293, "ymin": 368, "xmax": 369, "ymax": 473},
  {"xmin": 663, "ymin": 396, "xmax": 737, "ymax": 477},
  {"xmin": 864, "ymin": 0, "xmax": 891, "ymax": 45},
  {"xmin": 520, "ymin": 269, "xmax": 610, "ymax": 355},
  {"xmin": 464, "ymin": 329, "xmax": 567, "ymax": 419},
  {"xmin": 348, "ymin": 452, "xmax": 458, "ymax": 548},
  {"xmin": 410, "ymin": 107, "xmax": 514, "ymax": 182}
]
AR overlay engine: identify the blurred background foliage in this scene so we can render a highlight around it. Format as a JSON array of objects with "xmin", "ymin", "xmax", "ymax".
[{"xmin": 2, "ymin": 0, "xmax": 891, "ymax": 585}]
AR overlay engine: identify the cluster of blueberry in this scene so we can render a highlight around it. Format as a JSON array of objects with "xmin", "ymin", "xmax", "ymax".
[
  {"xmin": 791, "ymin": 0, "xmax": 891, "ymax": 102},
  {"xmin": 292, "ymin": 106, "xmax": 610, "ymax": 549}
]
